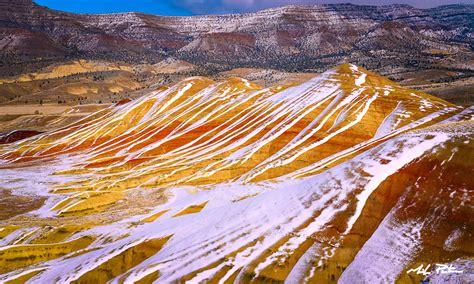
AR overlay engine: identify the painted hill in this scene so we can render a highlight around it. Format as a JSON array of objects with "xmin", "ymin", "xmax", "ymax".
[{"xmin": 0, "ymin": 64, "xmax": 472, "ymax": 283}]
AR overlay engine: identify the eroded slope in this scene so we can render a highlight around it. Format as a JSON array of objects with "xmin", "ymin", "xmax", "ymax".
[{"xmin": 0, "ymin": 64, "xmax": 472, "ymax": 283}]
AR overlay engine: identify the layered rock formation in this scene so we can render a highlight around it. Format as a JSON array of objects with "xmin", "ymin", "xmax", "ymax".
[
  {"xmin": 0, "ymin": 129, "xmax": 42, "ymax": 144},
  {"xmin": 0, "ymin": 64, "xmax": 472, "ymax": 283}
]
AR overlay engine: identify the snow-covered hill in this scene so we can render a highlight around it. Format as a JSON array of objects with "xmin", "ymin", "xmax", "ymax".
[{"xmin": 0, "ymin": 64, "xmax": 472, "ymax": 283}]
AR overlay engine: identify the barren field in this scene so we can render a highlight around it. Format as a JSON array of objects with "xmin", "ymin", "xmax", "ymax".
[
  {"xmin": 0, "ymin": 104, "xmax": 110, "ymax": 133},
  {"xmin": 0, "ymin": 104, "xmax": 70, "ymax": 115}
]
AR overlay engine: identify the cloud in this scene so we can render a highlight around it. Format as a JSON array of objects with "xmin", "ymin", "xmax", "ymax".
[{"xmin": 173, "ymin": 0, "xmax": 474, "ymax": 14}]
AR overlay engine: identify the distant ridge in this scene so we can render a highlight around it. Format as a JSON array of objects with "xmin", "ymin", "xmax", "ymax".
[{"xmin": 1, "ymin": 1, "xmax": 472, "ymax": 76}]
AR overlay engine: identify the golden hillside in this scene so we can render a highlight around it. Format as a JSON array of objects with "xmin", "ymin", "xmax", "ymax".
[{"xmin": 0, "ymin": 64, "xmax": 472, "ymax": 283}]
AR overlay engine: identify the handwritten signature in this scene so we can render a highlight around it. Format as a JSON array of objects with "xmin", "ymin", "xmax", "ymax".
[{"xmin": 407, "ymin": 264, "xmax": 463, "ymax": 276}]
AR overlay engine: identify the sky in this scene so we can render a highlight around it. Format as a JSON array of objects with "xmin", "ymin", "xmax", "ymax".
[{"xmin": 34, "ymin": 0, "xmax": 474, "ymax": 15}]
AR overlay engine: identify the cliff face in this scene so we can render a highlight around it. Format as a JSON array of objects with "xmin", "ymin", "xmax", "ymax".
[{"xmin": 0, "ymin": 1, "xmax": 473, "ymax": 73}]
